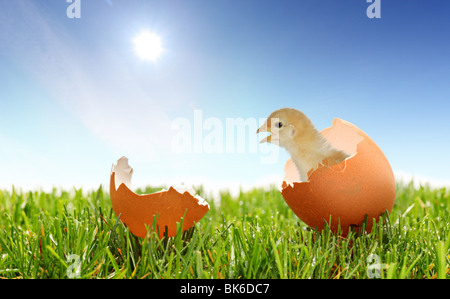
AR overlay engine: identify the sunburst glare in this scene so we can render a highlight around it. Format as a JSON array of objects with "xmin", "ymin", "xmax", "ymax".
[{"xmin": 133, "ymin": 31, "xmax": 163, "ymax": 62}]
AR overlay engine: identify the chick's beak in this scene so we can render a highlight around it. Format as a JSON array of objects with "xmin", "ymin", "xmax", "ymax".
[{"xmin": 257, "ymin": 123, "xmax": 271, "ymax": 144}]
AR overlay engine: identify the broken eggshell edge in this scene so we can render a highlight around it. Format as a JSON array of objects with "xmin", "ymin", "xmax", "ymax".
[
  {"xmin": 281, "ymin": 118, "xmax": 396, "ymax": 235},
  {"xmin": 110, "ymin": 157, "xmax": 210, "ymax": 238}
]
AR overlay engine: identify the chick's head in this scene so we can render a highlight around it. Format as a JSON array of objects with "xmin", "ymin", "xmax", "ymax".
[{"xmin": 257, "ymin": 108, "xmax": 315, "ymax": 148}]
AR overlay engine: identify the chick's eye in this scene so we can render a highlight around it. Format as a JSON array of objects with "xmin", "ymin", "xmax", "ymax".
[{"xmin": 275, "ymin": 122, "xmax": 283, "ymax": 128}]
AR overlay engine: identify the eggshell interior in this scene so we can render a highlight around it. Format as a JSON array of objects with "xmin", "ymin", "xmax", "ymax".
[
  {"xmin": 281, "ymin": 119, "xmax": 396, "ymax": 235},
  {"xmin": 110, "ymin": 157, "xmax": 210, "ymax": 238}
]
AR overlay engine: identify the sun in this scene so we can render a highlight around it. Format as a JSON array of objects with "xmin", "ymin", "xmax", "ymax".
[{"xmin": 133, "ymin": 31, "xmax": 163, "ymax": 62}]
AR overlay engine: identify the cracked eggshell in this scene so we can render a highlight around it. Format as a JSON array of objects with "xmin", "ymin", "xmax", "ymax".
[
  {"xmin": 281, "ymin": 119, "xmax": 396, "ymax": 235},
  {"xmin": 110, "ymin": 157, "xmax": 210, "ymax": 238}
]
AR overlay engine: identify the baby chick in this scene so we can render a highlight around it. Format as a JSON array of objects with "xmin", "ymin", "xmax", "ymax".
[{"xmin": 257, "ymin": 108, "xmax": 350, "ymax": 182}]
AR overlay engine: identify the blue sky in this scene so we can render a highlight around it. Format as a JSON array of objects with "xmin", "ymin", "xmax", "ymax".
[{"xmin": 0, "ymin": 0, "xmax": 449, "ymax": 192}]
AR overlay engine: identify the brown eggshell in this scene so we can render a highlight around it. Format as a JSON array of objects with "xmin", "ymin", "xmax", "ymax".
[
  {"xmin": 110, "ymin": 157, "xmax": 210, "ymax": 238},
  {"xmin": 281, "ymin": 118, "xmax": 396, "ymax": 235}
]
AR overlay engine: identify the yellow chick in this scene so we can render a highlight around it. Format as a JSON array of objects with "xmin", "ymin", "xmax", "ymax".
[{"xmin": 257, "ymin": 108, "xmax": 350, "ymax": 182}]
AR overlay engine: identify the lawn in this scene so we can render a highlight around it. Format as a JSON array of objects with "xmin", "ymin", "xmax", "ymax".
[{"xmin": 0, "ymin": 181, "xmax": 448, "ymax": 279}]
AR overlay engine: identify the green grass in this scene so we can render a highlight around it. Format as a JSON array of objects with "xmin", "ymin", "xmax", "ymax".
[{"xmin": 0, "ymin": 181, "xmax": 448, "ymax": 279}]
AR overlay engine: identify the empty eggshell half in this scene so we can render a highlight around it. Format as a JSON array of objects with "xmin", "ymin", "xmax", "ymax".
[
  {"xmin": 110, "ymin": 157, "xmax": 210, "ymax": 238},
  {"xmin": 281, "ymin": 118, "xmax": 396, "ymax": 235}
]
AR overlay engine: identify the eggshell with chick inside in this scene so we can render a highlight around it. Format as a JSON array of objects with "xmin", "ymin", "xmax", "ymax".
[{"xmin": 281, "ymin": 118, "xmax": 396, "ymax": 235}]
